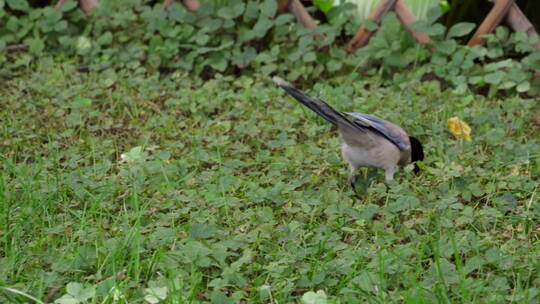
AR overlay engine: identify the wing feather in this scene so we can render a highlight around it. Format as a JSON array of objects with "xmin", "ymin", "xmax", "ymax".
[{"xmin": 346, "ymin": 112, "xmax": 410, "ymax": 151}]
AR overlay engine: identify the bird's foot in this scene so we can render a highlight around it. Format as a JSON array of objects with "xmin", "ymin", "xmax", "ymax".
[{"xmin": 348, "ymin": 175, "xmax": 363, "ymax": 199}]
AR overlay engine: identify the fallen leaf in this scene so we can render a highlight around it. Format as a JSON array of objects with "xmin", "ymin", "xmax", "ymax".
[{"xmin": 447, "ymin": 117, "xmax": 472, "ymax": 141}]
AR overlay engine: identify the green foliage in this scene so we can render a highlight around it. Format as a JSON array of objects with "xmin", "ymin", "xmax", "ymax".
[
  {"xmin": 55, "ymin": 282, "xmax": 96, "ymax": 304},
  {"xmin": 0, "ymin": 0, "xmax": 361, "ymax": 81},
  {"xmin": 0, "ymin": 58, "xmax": 539, "ymax": 303},
  {"xmin": 1, "ymin": 2, "xmax": 540, "ymax": 304},
  {"xmin": 1, "ymin": 4, "xmax": 540, "ymax": 303},
  {"xmin": 357, "ymin": 7, "xmax": 540, "ymax": 96},
  {"xmin": 302, "ymin": 290, "xmax": 330, "ymax": 304}
]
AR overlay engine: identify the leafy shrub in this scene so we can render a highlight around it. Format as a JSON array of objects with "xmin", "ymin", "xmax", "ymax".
[
  {"xmin": 1, "ymin": 0, "xmax": 540, "ymax": 96},
  {"xmin": 356, "ymin": 7, "xmax": 540, "ymax": 96},
  {"xmin": 0, "ymin": 0, "xmax": 362, "ymax": 81}
]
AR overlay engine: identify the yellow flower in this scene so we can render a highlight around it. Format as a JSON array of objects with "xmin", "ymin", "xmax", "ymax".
[{"xmin": 447, "ymin": 117, "xmax": 472, "ymax": 141}]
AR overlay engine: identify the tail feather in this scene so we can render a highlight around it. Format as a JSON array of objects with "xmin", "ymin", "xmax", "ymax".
[{"xmin": 272, "ymin": 76, "xmax": 359, "ymax": 130}]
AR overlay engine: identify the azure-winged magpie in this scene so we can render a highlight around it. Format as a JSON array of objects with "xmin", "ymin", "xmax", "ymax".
[{"xmin": 272, "ymin": 76, "xmax": 424, "ymax": 191}]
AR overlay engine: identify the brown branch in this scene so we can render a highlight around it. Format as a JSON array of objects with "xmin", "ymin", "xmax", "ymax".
[
  {"xmin": 164, "ymin": 0, "xmax": 174, "ymax": 9},
  {"xmin": 394, "ymin": 0, "xmax": 430, "ymax": 44},
  {"xmin": 4, "ymin": 43, "xmax": 28, "ymax": 52},
  {"xmin": 277, "ymin": 0, "xmax": 292, "ymax": 14},
  {"xmin": 467, "ymin": 0, "xmax": 514, "ymax": 47},
  {"xmin": 347, "ymin": 0, "xmax": 397, "ymax": 52},
  {"xmin": 504, "ymin": 2, "xmax": 540, "ymax": 49},
  {"xmin": 165, "ymin": 0, "xmax": 199, "ymax": 12},
  {"xmin": 486, "ymin": 0, "xmax": 540, "ymax": 49},
  {"xmin": 54, "ymin": 0, "xmax": 69, "ymax": 10},
  {"xmin": 99, "ymin": 269, "xmax": 128, "ymax": 284},
  {"xmin": 46, "ymin": 286, "xmax": 60, "ymax": 303},
  {"xmin": 80, "ymin": 0, "xmax": 99, "ymax": 14},
  {"xmin": 286, "ymin": 0, "xmax": 317, "ymax": 29},
  {"xmin": 182, "ymin": 0, "xmax": 199, "ymax": 12}
]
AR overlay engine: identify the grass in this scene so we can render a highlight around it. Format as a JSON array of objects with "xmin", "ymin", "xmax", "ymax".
[{"xmin": 0, "ymin": 57, "xmax": 539, "ymax": 303}]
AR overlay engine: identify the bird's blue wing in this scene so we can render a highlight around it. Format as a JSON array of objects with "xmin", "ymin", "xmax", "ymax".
[{"xmin": 346, "ymin": 112, "xmax": 410, "ymax": 151}]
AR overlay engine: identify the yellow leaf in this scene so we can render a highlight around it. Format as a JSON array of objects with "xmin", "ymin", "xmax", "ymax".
[{"xmin": 447, "ymin": 117, "xmax": 472, "ymax": 141}]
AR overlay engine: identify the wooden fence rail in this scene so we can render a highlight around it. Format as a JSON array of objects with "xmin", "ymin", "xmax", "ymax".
[{"xmin": 49, "ymin": 0, "xmax": 540, "ymax": 53}]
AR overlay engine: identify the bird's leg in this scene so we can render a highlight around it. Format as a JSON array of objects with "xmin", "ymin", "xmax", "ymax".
[
  {"xmin": 348, "ymin": 165, "xmax": 359, "ymax": 193},
  {"xmin": 384, "ymin": 167, "xmax": 396, "ymax": 181},
  {"xmin": 348, "ymin": 174, "xmax": 357, "ymax": 193}
]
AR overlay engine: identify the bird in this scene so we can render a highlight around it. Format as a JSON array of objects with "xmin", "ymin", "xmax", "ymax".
[{"xmin": 272, "ymin": 76, "xmax": 424, "ymax": 192}]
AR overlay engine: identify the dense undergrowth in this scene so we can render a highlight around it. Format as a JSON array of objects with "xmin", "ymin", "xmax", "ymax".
[
  {"xmin": 1, "ymin": 58, "xmax": 539, "ymax": 303},
  {"xmin": 2, "ymin": 0, "xmax": 540, "ymax": 96},
  {"xmin": 1, "ymin": 0, "xmax": 540, "ymax": 303}
]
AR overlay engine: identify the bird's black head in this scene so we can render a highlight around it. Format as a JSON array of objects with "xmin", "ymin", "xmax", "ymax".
[{"xmin": 409, "ymin": 136, "xmax": 424, "ymax": 174}]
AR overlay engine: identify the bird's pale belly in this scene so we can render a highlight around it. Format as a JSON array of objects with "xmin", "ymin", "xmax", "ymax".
[{"xmin": 341, "ymin": 140, "xmax": 401, "ymax": 171}]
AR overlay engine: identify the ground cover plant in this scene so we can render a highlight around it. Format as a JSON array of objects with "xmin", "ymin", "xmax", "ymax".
[
  {"xmin": 1, "ymin": 0, "xmax": 540, "ymax": 303},
  {"xmin": 3, "ymin": 0, "xmax": 540, "ymax": 95},
  {"xmin": 1, "ymin": 57, "xmax": 539, "ymax": 303}
]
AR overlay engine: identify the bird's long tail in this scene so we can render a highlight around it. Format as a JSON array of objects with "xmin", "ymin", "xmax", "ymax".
[{"xmin": 272, "ymin": 76, "xmax": 359, "ymax": 130}]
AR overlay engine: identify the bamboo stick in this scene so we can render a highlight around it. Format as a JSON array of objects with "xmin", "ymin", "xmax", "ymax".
[
  {"xmin": 277, "ymin": 0, "xmax": 291, "ymax": 14},
  {"xmin": 503, "ymin": 2, "xmax": 540, "ymax": 49},
  {"xmin": 182, "ymin": 0, "xmax": 199, "ymax": 12},
  {"xmin": 54, "ymin": 0, "xmax": 69, "ymax": 10},
  {"xmin": 80, "ymin": 0, "xmax": 99, "ymax": 13},
  {"xmin": 287, "ymin": 0, "xmax": 317, "ymax": 29},
  {"xmin": 164, "ymin": 0, "xmax": 199, "ymax": 12},
  {"xmin": 394, "ymin": 0, "xmax": 430, "ymax": 44},
  {"xmin": 467, "ymin": 0, "xmax": 514, "ymax": 46},
  {"xmin": 347, "ymin": 0, "xmax": 397, "ymax": 52}
]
